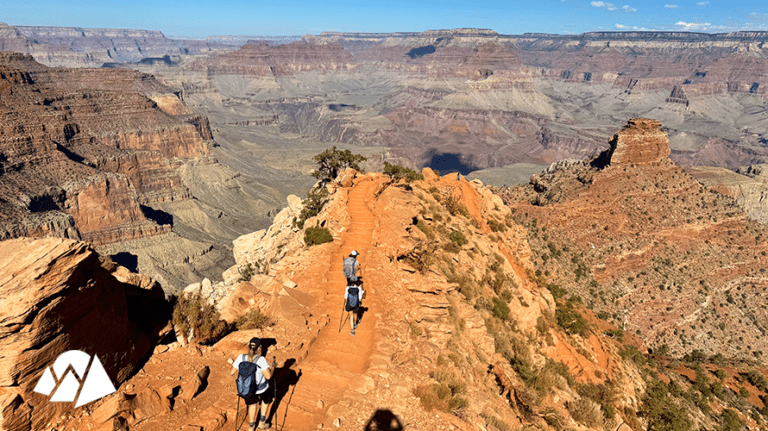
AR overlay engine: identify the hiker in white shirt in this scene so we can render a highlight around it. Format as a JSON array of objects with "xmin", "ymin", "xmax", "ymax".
[{"xmin": 232, "ymin": 337, "xmax": 273, "ymax": 430}]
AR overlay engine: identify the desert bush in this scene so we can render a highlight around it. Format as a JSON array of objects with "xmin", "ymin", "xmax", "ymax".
[
  {"xmin": 718, "ymin": 408, "xmax": 742, "ymax": 431},
  {"xmin": 449, "ymin": 230, "xmax": 468, "ymax": 246},
  {"xmin": 620, "ymin": 345, "xmax": 647, "ymax": 367},
  {"xmin": 576, "ymin": 382, "xmax": 616, "ymax": 419},
  {"xmin": 555, "ymin": 300, "xmax": 589, "ymax": 336},
  {"xmin": 304, "ymin": 224, "xmax": 333, "ymax": 246},
  {"xmin": 409, "ymin": 320, "xmax": 423, "ymax": 337},
  {"xmin": 311, "ymin": 146, "xmax": 367, "ymax": 184},
  {"xmin": 567, "ymin": 398, "xmax": 603, "ymax": 427},
  {"xmin": 541, "ymin": 407, "xmax": 566, "ymax": 431},
  {"xmin": 383, "ymin": 161, "xmax": 423, "ymax": 182},
  {"xmin": 488, "ymin": 219, "xmax": 507, "ymax": 233},
  {"xmin": 413, "ymin": 370, "xmax": 469, "ymax": 417},
  {"xmin": 443, "ymin": 195, "xmax": 470, "ymax": 218},
  {"xmin": 492, "ymin": 297, "xmax": 511, "ymax": 320},
  {"xmin": 745, "ymin": 370, "xmax": 768, "ymax": 392},
  {"xmin": 172, "ymin": 293, "xmax": 229, "ymax": 345},
  {"xmin": 546, "ymin": 283, "xmax": 566, "ymax": 299},
  {"xmin": 293, "ymin": 186, "xmax": 329, "ymax": 229},
  {"xmin": 480, "ymin": 413, "xmax": 514, "ymax": 431},
  {"xmin": 641, "ymin": 378, "xmax": 692, "ymax": 431},
  {"xmin": 234, "ymin": 308, "xmax": 274, "ymax": 330}
]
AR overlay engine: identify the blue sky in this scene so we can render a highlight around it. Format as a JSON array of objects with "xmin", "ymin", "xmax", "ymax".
[{"xmin": 3, "ymin": 0, "xmax": 768, "ymax": 38}]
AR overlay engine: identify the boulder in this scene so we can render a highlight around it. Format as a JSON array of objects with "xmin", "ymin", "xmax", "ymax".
[{"xmin": 0, "ymin": 237, "xmax": 168, "ymax": 430}]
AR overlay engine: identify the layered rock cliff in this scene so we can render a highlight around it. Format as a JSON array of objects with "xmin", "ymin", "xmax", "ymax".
[{"xmin": 0, "ymin": 53, "xmax": 211, "ymax": 246}]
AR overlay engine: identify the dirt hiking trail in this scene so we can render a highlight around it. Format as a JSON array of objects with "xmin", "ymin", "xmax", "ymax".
[{"xmin": 277, "ymin": 177, "xmax": 379, "ymax": 430}]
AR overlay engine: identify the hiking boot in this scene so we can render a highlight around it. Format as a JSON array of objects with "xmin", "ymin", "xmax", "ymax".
[
  {"xmin": 257, "ymin": 421, "xmax": 270, "ymax": 430},
  {"xmin": 350, "ymin": 329, "xmax": 355, "ymax": 337}
]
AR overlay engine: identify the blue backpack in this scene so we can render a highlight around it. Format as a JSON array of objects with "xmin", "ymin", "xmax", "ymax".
[
  {"xmin": 347, "ymin": 286, "xmax": 360, "ymax": 308},
  {"xmin": 236, "ymin": 355, "xmax": 261, "ymax": 398}
]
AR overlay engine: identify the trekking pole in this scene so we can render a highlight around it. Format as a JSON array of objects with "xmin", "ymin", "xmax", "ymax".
[
  {"xmin": 273, "ymin": 356, "xmax": 277, "ymax": 431},
  {"xmin": 338, "ymin": 299, "xmax": 346, "ymax": 332},
  {"xmin": 234, "ymin": 395, "xmax": 241, "ymax": 431}
]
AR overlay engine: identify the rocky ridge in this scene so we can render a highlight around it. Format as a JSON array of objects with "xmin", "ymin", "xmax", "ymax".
[{"xmin": 500, "ymin": 118, "xmax": 768, "ymax": 362}]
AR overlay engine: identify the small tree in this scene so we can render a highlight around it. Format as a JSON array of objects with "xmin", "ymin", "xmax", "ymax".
[
  {"xmin": 312, "ymin": 146, "xmax": 367, "ymax": 184},
  {"xmin": 383, "ymin": 161, "xmax": 423, "ymax": 182}
]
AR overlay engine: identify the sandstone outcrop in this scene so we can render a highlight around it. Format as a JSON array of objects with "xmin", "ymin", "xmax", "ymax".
[
  {"xmin": 606, "ymin": 117, "xmax": 670, "ymax": 165},
  {"xmin": 0, "ymin": 237, "xmax": 169, "ymax": 431}
]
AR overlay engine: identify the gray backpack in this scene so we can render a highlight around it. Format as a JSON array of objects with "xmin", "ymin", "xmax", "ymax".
[{"xmin": 343, "ymin": 257, "xmax": 357, "ymax": 281}]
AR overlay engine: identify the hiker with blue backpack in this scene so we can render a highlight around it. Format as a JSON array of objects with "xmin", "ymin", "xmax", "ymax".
[
  {"xmin": 345, "ymin": 280, "xmax": 365, "ymax": 336},
  {"xmin": 233, "ymin": 337, "xmax": 273, "ymax": 431}
]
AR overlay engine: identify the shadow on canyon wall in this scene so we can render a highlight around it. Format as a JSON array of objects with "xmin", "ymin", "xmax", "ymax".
[{"xmin": 423, "ymin": 150, "xmax": 479, "ymax": 176}]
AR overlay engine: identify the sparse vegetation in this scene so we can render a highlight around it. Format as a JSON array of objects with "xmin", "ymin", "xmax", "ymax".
[
  {"xmin": 234, "ymin": 308, "xmax": 274, "ymax": 330},
  {"xmin": 293, "ymin": 186, "xmax": 330, "ymax": 229},
  {"xmin": 304, "ymin": 224, "xmax": 333, "ymax": 246},
  {"xmin": 383, "ymin": 161, "xmax": 423, "ymax": 182},
  {"xmin": 311, "ymin": 146, "xmax": 367, "ymax": 184},
  {"xmin": 172, "ymin": 292, "xmax": 229, "ymax": 345}
]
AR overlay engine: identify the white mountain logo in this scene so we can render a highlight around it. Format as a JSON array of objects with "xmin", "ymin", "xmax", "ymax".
[{"xmin": 33, "ymin": 350, "xmax": 116, "ymax": 407}]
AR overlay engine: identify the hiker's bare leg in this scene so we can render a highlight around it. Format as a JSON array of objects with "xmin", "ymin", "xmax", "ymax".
[
  {"xmin": 260, "ymin": 401, "xmax": 269, "ymax": 421},
  {"xmin": 247, "ymin": 404, "xmax": 258, "ymax": 430},
  {"xmin": 349, "ymin": 311, "xmax": 357, "ymax": 330}
]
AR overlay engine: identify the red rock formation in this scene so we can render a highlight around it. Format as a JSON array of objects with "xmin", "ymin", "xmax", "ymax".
[
  {"xmin": 196, "ymin": 42, "xmax": 355, "ymax": 76},
  {"xmin": 0, "ymin": 53, "xmax": 211, "ymax": 245},
  {"xmin": 0, "ymin": 237, "xmax": 169, "ymax": 431},
  {"xmin": 607, "ymin": 117, "xmax": 670, "ymax": 165}
]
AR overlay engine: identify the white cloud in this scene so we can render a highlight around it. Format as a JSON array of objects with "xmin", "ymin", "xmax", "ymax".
[
  {"xmin": 590, "ymin": 0, "xmax": 620, "ymax": 11},
  {"xmin": 664, "ymin": 4, "xmax": 678, "ymax": 8},
  {"xmin": 615, "ymin": 23, "xmax": 626, "ymax": 28},
  {"xmin": 749, "ymin": 12, "xmax": 768, "ymax": 21},
  {"xmin": 696, "ymin": 1, "xmax": 709, "ymax": 5},
  {"xmin": 676, "ymin": 20, "xmax": 711, "ymax": 30},
  {"xmin": 622, "ymin": 5, "xmax": 637, "ymax": 12}
]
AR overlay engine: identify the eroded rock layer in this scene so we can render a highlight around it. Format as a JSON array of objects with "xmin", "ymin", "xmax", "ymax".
[{"xmin": 0, "ymin": 52, "xmax": 212, "ymax": 245}]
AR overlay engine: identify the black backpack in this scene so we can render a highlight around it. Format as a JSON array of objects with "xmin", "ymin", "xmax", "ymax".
[
  {"xmin": 347, "ymin": 286, "xmax": 360, "ymax": 308},
  {"xmin": 343, "ymin": 257, "xmax": 357, "ymax": 281},
  {"xmin": 236, "ymin": 354, "xmax": 261, "ymax": 398}
]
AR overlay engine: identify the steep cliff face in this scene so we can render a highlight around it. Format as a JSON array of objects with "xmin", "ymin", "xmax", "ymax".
[
  {"xmin": 9, "ymin": 25, "xmax": 236, "ymax": 67},
  {"xmin": 0, "ymin": 237, "xmax": 169, "ymax": 431},
  {"xmin": 607, "ymin": 118, "xmax": 671, "ymax": 165},
  {"xmin": 0, "ymin": 53, "xmax": 211, "ymax": 245}
]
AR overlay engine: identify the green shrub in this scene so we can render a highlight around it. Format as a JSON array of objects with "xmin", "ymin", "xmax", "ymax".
[
  {"xmin": 172, "ymin": 293, "xmax": 229, "ymax": 345},
  {"xmin": 304, "ymin": 224, "xmax": 333, "ymax": 246},
  {"xmin": 492, "ymin": 297, "xmax": 511, "ymax": 320},
  {"xmin": 413, "ymin": 370, "xmax": 469, "ymax": 416},
  {"xmin": 488, "ymin": 219, "xmax": 507, "ymax": 232},
  {"xmin": 745, "ymin": 370, "xmax": 768, "ymax": 392},
  {"xmin": 620, "ymin": 345, "xmax": 647, "ymax": 367},
  {"xmin": 641, "ymin": 378, "xmax": 692, "ymax": 431},
  {"xmin": 556, "ymin": 301, "xmax": 589, "ymax": 336},
  {"xmin": 311, "ymin": 146, "xmax": 367, "ymax": 184},
  {"xmin": 383, "ymin": 161, "xmax": 424, "ymax": 182},
  {"xmin": 293, "ymin": 187, "xmax": 329, "ymax": 229},
  {"xmin": 449, "ymin": 230, "xmax": 468, "ymax": 246},
  {"xmin": 718, "ymin": 408, "xmax": 742, "ymax": 431}
]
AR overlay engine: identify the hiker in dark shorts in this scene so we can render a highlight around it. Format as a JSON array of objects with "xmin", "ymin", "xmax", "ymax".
[
  {"xmin": 343, "ymin": 250, "xmax": 362, "ymax": 284},
  {"xmin": 344, "ymin": 280, "xmax": 365, "ymax": 337},
  {"xmin": 232, "ymin": 338, "xmax": 273, "ymax": 430}
]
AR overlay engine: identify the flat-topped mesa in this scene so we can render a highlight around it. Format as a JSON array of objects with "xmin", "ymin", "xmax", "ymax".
[{"xmin": 607, "ymin": 117, "xmax": 670, "ymax": 165}]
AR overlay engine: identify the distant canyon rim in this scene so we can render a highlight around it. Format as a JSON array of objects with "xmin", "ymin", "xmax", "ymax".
[{"xmin": 3, "ymin": 24, "xmax": 768, "ymax": 292}]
